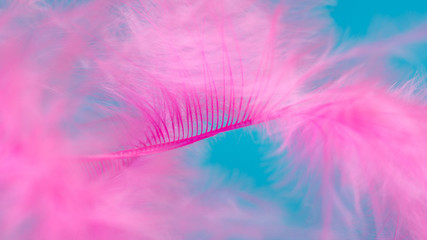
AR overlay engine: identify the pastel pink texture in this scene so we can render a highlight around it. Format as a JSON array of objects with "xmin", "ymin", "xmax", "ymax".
[{"xmin": 0, "ymin": 0, "xmax": 426, "ymax": 239}]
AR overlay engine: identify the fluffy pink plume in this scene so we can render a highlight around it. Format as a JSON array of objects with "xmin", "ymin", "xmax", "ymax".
[{"xmin": 0, "ymin": 0, "xmax": 426, "ymax": 239}]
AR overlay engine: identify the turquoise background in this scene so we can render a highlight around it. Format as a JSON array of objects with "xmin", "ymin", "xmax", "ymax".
[
  {"xmin": 201, "ymin": 1, "xmax": 427, "ymax": 238},
  {"xmin": 205, "ymin": 0, "xmax": 427, "ymax": 189}
]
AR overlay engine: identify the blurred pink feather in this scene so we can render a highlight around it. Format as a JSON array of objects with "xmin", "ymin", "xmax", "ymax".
[{"xmin": 0, "ymin": 0, "xmax": 426, "ymax": 239}]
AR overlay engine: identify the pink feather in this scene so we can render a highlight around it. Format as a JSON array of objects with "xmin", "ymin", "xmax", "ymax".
[{"xmin": 0, "ymin": 0, "xmax": 426, "ymax": 239}]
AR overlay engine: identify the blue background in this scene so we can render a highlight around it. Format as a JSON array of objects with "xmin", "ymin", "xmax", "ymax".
[
  {"xmin": 200, "ymin": 1, "xmax": 427, "ymax": 238},
  {"xmin": 204, "ymin": 0, "xmax": 427, "ymax": 186}
]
